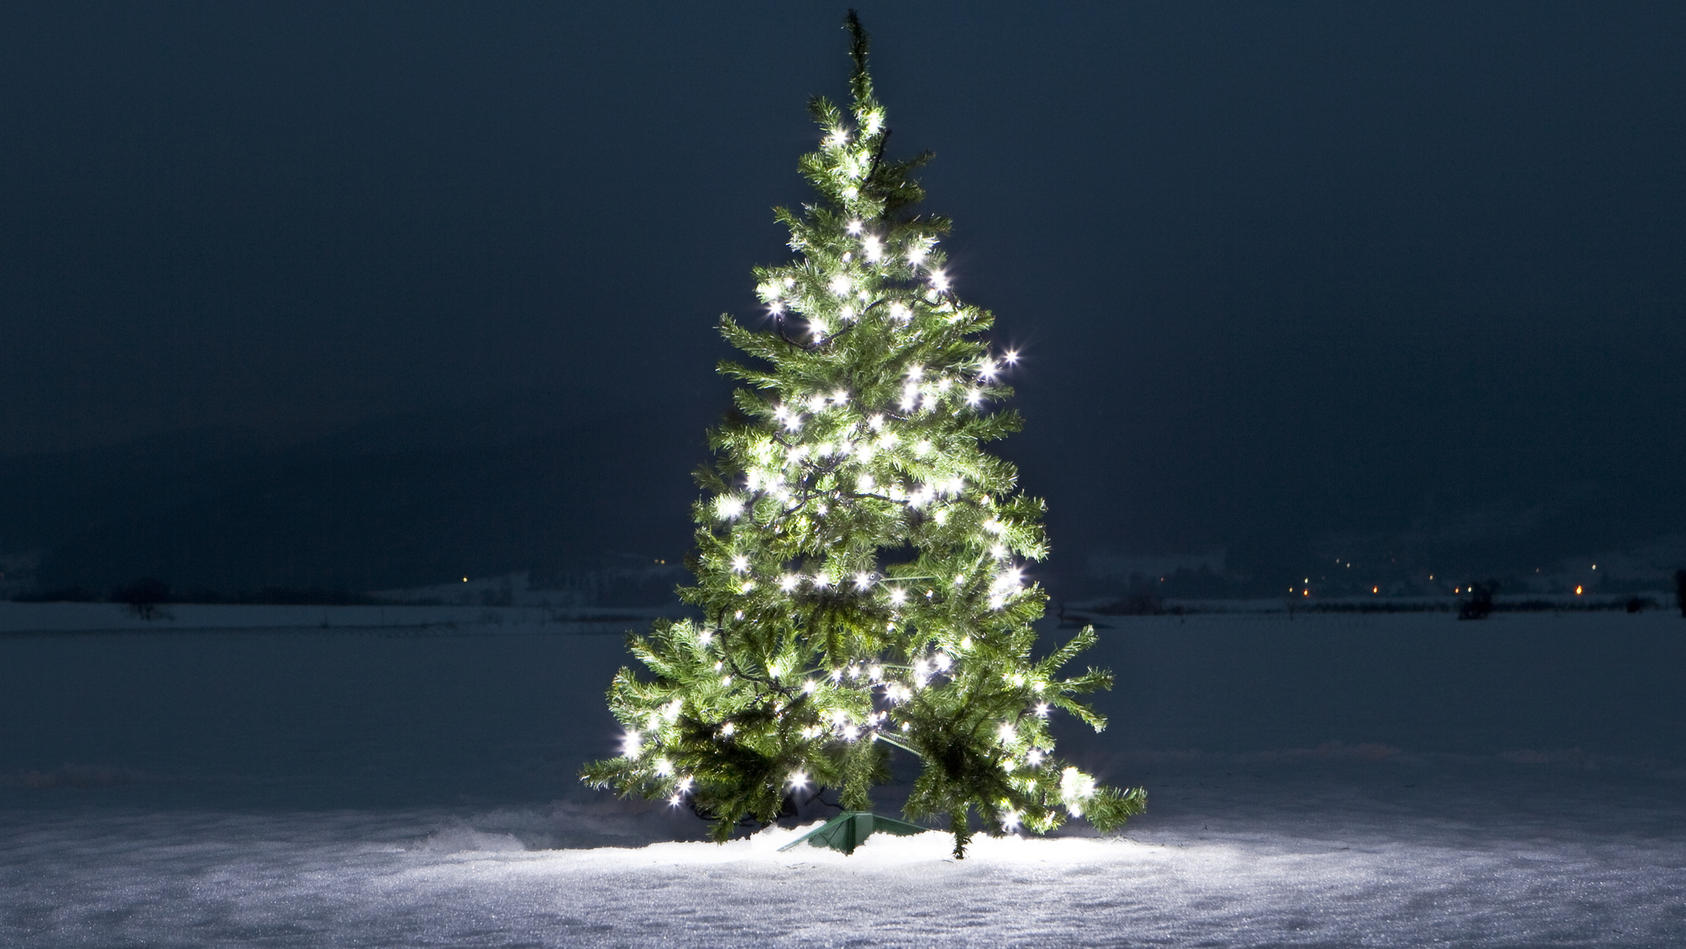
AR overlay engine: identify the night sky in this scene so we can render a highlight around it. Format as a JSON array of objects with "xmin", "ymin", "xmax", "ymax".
[{"xmin": 4, "ymin": 2, "xmax": 1684, "ymax": 595}]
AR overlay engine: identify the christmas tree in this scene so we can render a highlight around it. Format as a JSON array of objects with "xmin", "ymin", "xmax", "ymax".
[{"xmin": 582, "ymin": 12, "xmax": 1145, "ymax": 859}]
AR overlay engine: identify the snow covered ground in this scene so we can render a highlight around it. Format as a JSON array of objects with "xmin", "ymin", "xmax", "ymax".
[{"xmin": 2, "ymin": 604, "xmax": 1683, "ymax": 946}]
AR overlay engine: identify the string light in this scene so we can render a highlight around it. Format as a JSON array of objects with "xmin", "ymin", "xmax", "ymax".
[{"xmin": 585, "ymin": 21, "xmax": 1143, "ymax": 857}]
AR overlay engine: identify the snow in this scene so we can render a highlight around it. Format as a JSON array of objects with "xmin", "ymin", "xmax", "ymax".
[{"xmin": 3, "ymin": 605, "xmax": 1684, "ymax": 946}]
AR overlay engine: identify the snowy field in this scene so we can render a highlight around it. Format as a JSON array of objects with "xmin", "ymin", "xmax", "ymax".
[{"xmin": 2, "ymin": 603, "xmax": 1683, "ymax": 947}]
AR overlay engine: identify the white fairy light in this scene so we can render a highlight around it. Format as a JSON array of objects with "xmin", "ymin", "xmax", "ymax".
[
  {"xmin": 966, "ymin": 387, "xmax": 983, "ymax": 406},
  {"xmin": 779, "ymin": 574, "xmax": 801, "ymax": 593},
  {"xmin": 654, "ymin": 756, "xmax": 673, "ymax": 777},
  {"xmin": 714, "ymin": 495, "xmax": 745, "ymax": 520},
  {"xmin": 977, "ymin": 358, "xmax": 999, "ymax": 381},
  {"xmin": 1026, "ymin": 748, "xmax": 1045, "ymax": 767},
  {"xmin": 846, "ymin": 218, "xmax": 863, "ymax": 235},
  {"xmin": 996, "ymin": 721, "xmax": 1016, "ymax": 744},
  {"xmin": 861, "ymin": 234, "xmax": 883, "ymax": 261},
  {"xmin": 888, "ymin": 587, "xmax": 907, "ymax": 606},
  {"xmin": 828, "ymin": 274, "xmax": 852, "ymax": 297},
  {"xmin": 621, "ymin": 728, "xmax": 643, "ymax": 758},
  {"xmin": 889, "ymin": 301, "xmax": 911, "ymax": 322},
  {"xmin": 929, "ymin": 269, "xmax": 950, "ymax": 293},
  {"xmin": 826, "ymin": 128, "xmax": 849, "ymax": 148},
  {"xmin": 1060, "ymin": 767, "xmax": 1097, "ymax": 816},
  {"xmin": 1003, "ymin": 348, "xmax": 1020, "ymax": 365},
  {"xmin": 809, "ymin": 317, "xmax": 829, "ymax": 339},
  {"xmin": 720, "ymin": 721, "xmax": 735, "ymax": 737},
  {"xmin": 1034, "ymin": 701, "xmax": 1050, "ymax": 718},
  {"xmin": 811, "ymin": 571, "xmax": 831, "ymax": 589},
  {"xmin": 853, "ymin": 571, "xmax": 873, "ymax": 591},
  {"xmin": 730, "ymin": 554, "xmax": 750, "ymax": 574},
  {"xmin": 861, "ymin": 109, "xmax": 883, "ymax": 135}
]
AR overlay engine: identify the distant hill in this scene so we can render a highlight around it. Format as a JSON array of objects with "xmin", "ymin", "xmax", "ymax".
[{"xmin": 5, "ymin": 388, "xmax": 714, "ymax": 598}]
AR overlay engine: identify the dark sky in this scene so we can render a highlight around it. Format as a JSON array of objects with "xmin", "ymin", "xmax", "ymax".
[{"xmin": 5, "ymin": 2, "xmax": 1684, "ymax": 587}]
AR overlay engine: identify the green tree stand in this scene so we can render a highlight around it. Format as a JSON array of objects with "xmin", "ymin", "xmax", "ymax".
[{"xmin": 778, "ymin": 811, "xmax": 929, "ymax": 855}]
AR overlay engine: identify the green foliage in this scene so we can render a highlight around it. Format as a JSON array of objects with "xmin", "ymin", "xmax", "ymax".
[{"xmin": 582, "ymin": 11, "xmax": 1144, "ymax": 858}]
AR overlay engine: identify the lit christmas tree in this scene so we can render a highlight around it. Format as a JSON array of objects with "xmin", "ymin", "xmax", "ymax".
[{"xmin": 582, "ymin": 12, "xmax": 1144, "ymax": 859}]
